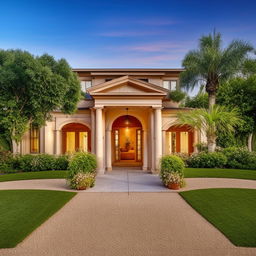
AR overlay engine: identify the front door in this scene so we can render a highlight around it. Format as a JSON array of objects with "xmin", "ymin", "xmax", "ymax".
[{"xmin": 112, "ymin": 115, "xmax": 143, "ymax": 167}]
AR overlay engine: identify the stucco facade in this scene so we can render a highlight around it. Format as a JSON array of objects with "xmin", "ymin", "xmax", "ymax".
[{"xmin": 16, "ymin": 69, "xmax": 206, "ymax": 174}]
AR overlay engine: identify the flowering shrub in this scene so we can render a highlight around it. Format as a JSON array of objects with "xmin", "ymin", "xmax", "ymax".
[
  {"xmin": 186, "ymin": 152, "xmax": 227, "ymax": 168},
  {"xmin": 160, "ymin": 155, "xmax": 185, "ymax": 187},
  {"xmin": 68, "ymin": 172, "xmax": 95, "ymax": 190},
  {"xmin": 163, "ymin": 171, "xmax": 185, "ymax": 187},
  {"xmin": 67, "ymin": 152, "xmax": 97, "ymax": 190}
]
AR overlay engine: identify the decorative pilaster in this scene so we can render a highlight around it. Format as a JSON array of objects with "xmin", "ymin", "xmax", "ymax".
[
  {"xmin": 90, "ymin": 108, "xmax": 95, "ymax": 154},
  {"xmin": 106, "ymin": 129, "xmax": 112, "ymax": 171},
  {"xmin": 153, "ymin": 106, "xmax": 162, "ymax": 172},
  {"xmin": 162, "ymin": 130, "xmax": 166, "ymax": 156},
  {"xmin": 95, "ymin": 106, "xmax": 104, "ymax": 174},
  {"xmin": 142, "ymin": 130, "xmax": 148, "ymax": 171},
  {"xmin": 150, "ymin": 110, "xmax": 155, "ymax": 173}
]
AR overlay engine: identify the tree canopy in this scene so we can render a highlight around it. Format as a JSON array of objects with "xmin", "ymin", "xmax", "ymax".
[
  {"xmin": 176, "ymin": 106, "xmax": 241, "ymax": 152},
  {"xmin": 0, "ymin": 50, "xmax": 81, "ymax": 146},
  {"xmin": 180, "ymin": 31, "xmax": 253, "ymax": 108},
  {"xmin": 217, "ymin": 72, "xmax": 256, "ymax": 149}
]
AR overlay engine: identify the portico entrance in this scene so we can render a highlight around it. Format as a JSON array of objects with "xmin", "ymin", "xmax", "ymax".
[{"xmin": 112, "ymin": 115, "xmax": 143, "ymax": 167}]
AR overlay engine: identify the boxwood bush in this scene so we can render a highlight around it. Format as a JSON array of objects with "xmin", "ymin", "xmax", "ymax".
[
  {"xmin": 160, "ymin": 155, "xmax": 185, "ymax": 186},
  {"xmin": 67, "ymin": 152, "xmax": 97, "ymax": 189},
  {"xmin": 67, "ymin": 152, "xmax": 97, "ymax": 179},
  {"xmin": 186, "ymin": 152, "xmax": 227, "ymax": 168},
  {"xmin": 221, "ymin": 147, "xmax": 256, "ymax": 170}
]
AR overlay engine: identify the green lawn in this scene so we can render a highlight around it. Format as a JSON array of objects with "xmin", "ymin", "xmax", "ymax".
[
  {"xmin": 0, "ymin": 170, "xmax": 68, "ymax": 182},
  {"xmin": 180, "ymin": 188, "xmax": 256, "ymax": 247},
  {"xmin": 184, "ymin": 168, "xmax": 256, "ymax": 180},
  {"xmin": 0, "ymin": 190, "xmax": 76, "ymax": 248}
]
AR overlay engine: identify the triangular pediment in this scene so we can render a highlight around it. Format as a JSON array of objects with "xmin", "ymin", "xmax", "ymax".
[{"xmin": 87, "ymin": 76, "xmax": 169, "ymax": 96}]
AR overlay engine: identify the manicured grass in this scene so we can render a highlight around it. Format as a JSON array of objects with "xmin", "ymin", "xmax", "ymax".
[
  {"xmin": 0, "ymin": 190, "xmax": 76, "ymax": 248},
  {"xmin": 184, "ymin": 168, "xmax": 256, "ymax": 180},
  {"xmin": 0, "ymin": 170, "xmax": 68, "ymax": 182},
  {"xmin": 180, "ymin": 188, "xmax": 256, "ymax": 247}
]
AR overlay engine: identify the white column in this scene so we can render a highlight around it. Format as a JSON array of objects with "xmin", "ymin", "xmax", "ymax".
[
  {"xmin": 106, "ymin": 129, "xmax": 112, "ymax": 171},
  {"xmin": 90, "ymin": 108, "xmax": 95, "ymax": 154},
  {"xmin": 154, "ymin": 106, "xmax": 162, "ymax": 172},
  {"xmin": 54, "ymin": 130, "xmax": 61, "ymax": 155},
  {"xmin": 39, "ymin": 127, "xmax": 45, "ymax": 153},
  {"xmin": 95, "ymin": 106, "xmax": 104, "ymax": 174},
  {"xmin": 150, "ymin": 110, "xmax": 155, "ymax": 173},
  {"xmin": 162, "ymin": 130, "xmax": 166, "ymax": 156},
  {"xmin": 142, "ymin": 130, "xmax": 148, "ymax": 171}
]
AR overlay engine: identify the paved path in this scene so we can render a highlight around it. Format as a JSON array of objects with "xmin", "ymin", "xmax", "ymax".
[
  {"xmin": 1, "ymin": 170, "xmax": 256, "ymax": 192},
  {"xmin": 1, "ymin": 171, "xmax": 256, "ymax": 256}
]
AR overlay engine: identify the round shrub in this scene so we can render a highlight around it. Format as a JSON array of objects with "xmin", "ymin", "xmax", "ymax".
[
  {"xmin": 221, "ymin": 147, "xmax": 256, "ymax": 170},
  {"xmin": 67, "ymin": 152, "xmax": 97, "ymax": 179},
  {"xmin": 160, "ymin": 155, "xmax": 185, "ymax": 186},
  {"xmin": 168, "ymin": 90, "xmax": 186, "ymax": 102},
  {"xmin": 187, "ymin": 152, "xmax": 227, "ymax": 168}
]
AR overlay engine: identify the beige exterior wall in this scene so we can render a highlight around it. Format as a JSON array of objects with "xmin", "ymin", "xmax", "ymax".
[{"xmin": 16, "ymin": 68, "xmax": 207, "ymax": 174}]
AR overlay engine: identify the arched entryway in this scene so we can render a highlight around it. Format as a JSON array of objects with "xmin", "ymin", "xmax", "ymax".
[
  {"xmin": 62, "ymin": 123, "xmax": 91, "ymax": 154},
  {"xmin": 112, "ymin": 115, "xmax": 143, "ymax": 167},
  {"xmin": 166, "ymin": 125, "xmax": 194, "ymax": 154}
]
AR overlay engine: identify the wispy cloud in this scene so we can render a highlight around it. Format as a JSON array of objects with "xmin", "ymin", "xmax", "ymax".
[
  {"xmin": 102, "ymin": 17, "xmax": 177, "ymax": 26},
  {"xmin": 121, "ymin": 42, "xmax": 187, "ymax": 52},
  {"xmin": 97, "ymin": 30, "xmax": 168, "ymax": 37},
  {"xmin": 104, "ymin": 41, "xmax": 192, "ymax": 54}
]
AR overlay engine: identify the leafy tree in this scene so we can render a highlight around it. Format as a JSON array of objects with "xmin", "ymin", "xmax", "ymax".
[
  {"xmin": 0, "ymin": 50, "xmax": 81, "ymax": 151},
  {"xmin": 176, "ymin": 105, "xmax": 241, "ymax": 152},
  {"xmin": 184, "ymin": 85, "xmax": 208, "ymax": 108},
  {"xmin": 217, "ymin": 75, "xmax": 256, "ymax": 150},
  {"xmin": 180, "ymin": 31, "xmax": 253, "ymax": 108}
]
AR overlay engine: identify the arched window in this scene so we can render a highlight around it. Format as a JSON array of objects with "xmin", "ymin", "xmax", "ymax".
[
  {"xmin": 167, "ymin": 125, "xmax": 194, "ymax": 154},
  {"xmin": 62, "ymin": 123, "xmax": 91, "ymax": 154}
]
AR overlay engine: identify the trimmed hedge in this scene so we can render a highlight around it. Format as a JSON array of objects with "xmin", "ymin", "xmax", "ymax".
[
  {"xmin": 221, "ymin": 147, "xmax": 256, "ymax": 170},
  {"xmin": 0, "ymin": 153, "xmax": 70, "ymax": 173},
  {"xmin": 186, "ymin": 152, "xmax": 227, "ymax": 168}
]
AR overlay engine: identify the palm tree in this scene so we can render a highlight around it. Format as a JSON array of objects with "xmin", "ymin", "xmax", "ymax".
[
  {"xmin": 175, "ymin": 105, "xmax": 241, "ymax": 152},
  {"xmin": 180, "ymin": 31, "xmax": 253, "ymax": 108}
]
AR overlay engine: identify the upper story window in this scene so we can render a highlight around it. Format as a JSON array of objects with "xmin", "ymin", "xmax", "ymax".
[
  {"xmin": 139, "ymin": 78, "xmax": 149, "ymax": 82},
  {"xmin": 163, "ymin": 80, "xmax": 177, "ymax": 91},
  {"xmin": 80, "ymin": 81, "xmax": 92, "ymax": 92},
  {"xmin": 30, "ymin": 125, "xmax": 40, "ymax": 154}
]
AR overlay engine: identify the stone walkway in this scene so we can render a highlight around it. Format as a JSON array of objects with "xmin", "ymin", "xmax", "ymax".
[{"xmin": 1, "ymin": 170, "xmax": 256, "ymax": 256}]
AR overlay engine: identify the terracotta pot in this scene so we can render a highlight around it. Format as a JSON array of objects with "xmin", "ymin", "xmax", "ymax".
[
  {"xmin": 167, "ymin": 183, "xmax": 180, "ymax": 190},
  {"xmin": 77, "ymin": 186, "xmax": 87, "ymax": 190}
]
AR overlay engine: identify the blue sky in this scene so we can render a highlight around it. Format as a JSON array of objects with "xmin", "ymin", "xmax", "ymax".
[{"xmin": 0, "ymin": 0, "xmax": 256, "ymax": 68}]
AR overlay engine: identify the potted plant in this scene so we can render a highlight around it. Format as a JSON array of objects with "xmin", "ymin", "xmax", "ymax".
[
  {"xmin": 160, "ymin": 155, "xmax": 185, "ymax": 190},
  {"xmin": 166, "ymin": 172, "xmax": 183, "ymax": 190},
  {"xmin": 67, "ymin": 152, "xmax": 97, "ymax": 190}
]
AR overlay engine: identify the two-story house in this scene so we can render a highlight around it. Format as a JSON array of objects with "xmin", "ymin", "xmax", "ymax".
[{"xmin": 16, "ymin": 69, "xmax": 206, "ymax": 173}]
